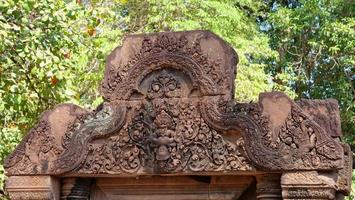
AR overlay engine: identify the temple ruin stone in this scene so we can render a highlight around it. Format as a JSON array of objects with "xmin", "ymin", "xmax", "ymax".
[{"xmin": 4, "ymin": 30, "xmax": 352, "ymax": 200}]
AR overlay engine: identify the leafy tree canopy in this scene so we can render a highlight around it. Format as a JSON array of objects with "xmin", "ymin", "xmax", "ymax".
[{"xmin": 265, "ymin": 0, "xmax": 354, "ymax": 146}]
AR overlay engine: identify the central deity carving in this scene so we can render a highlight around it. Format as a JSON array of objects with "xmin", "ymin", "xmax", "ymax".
[{"xmin": 128, "ymin": 103, "xmax": 178, "ymax": 170}]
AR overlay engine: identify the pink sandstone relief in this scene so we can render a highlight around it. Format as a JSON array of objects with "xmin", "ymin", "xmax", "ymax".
[{"xmin": 4, "ymin": 30, "xmax": 352, "ymax": 200}]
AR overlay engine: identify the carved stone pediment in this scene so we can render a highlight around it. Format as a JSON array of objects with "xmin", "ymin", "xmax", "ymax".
[
  {"xmin": 101, "ymin": 31, "xmax": 237, "ymax": 101},
  {"xmin": 4, "ymin": 30, "xmax": 352, "ymax": 199}
]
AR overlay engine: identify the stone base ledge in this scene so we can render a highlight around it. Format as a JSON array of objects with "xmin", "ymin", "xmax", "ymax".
[
  {"xmin": 6, "ymin": 176, "xmax": 60, "ymax": 200},
  {"xmin": 281, "ymin": 171, "xmax": 337, "ymax": 200}
]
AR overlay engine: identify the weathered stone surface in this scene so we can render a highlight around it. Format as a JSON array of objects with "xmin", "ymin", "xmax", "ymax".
[
  {"xmin": 297, "ymin": 99, "xmax": 342, "ymax": 138},
  {"xmin": 6, "ymin": 176, "xmax": 60, "ymax": 200},
  {"xmin": 3, "ymin": 30, "xmax": 352, "ymax": 199},
  {"xmin": 336, "ymin": 143, "xmax": 353, "ymax": 195},
  {"xmin": 60, "ymin": 178, "xmax": 92, "ymax": 199},
  {"xmin": 4, "ymin": 104, "xmax": 88, "ymax": 175},
  {"xmin": 101, "ymin": 30, "xmax": 237, "ymax": 101},
  {"xmin": 256, "ymin": 174, "xmax": 282, "ymax": 199},
  {"xmin": 201, "ymin": 92, "xmax": 344, "ymax": 170},
  {"xmin": 281, "ymin": 171, "xmax": 337, "ymax": 199},
  {"xmin": 92, "ymin": 176, "xmax": 254, "ymax": 200}
]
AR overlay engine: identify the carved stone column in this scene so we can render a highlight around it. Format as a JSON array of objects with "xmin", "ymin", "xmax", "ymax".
[
  {"xmin": 281, "ymin": 171, "xmax": 337, "ymax": 200},
  {"xmin": 60, "ymin": 178, "xmax": 92, "ymax": 199},
  {"xmin": 256, "ymin": 174, "xmax": 282, "ymax": 200},
  {"xmin": 6, "ymin": 176, "xmax": 60, "ymax": 200}
]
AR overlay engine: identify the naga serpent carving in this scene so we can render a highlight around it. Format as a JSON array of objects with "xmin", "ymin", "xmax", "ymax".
[
  {"xmin": 51, "ymin": 103, "xmax": 127, "ymax": 174},
  {"xmin": 200, "ymin": 93, "xmax": 343, "ymax": 171}
]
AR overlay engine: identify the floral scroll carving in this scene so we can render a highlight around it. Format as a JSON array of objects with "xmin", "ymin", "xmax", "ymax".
[
  {"xmin": 147, "ymin": 70, "xmax": 181, "ymax": 98},
  {"xmin": 77, "ymin": 99, "xmax": 254, "ymax": 174},
  {"xmin": 4, "ymin": 121, "xmax": 60, "ymax": 174},
  {"xmin": 200, "ymin": 92, "xmax": 344, "ymax": 171},
  {"xmin": 51, "ymin": 103, "xmax": 127, "ymax": 174},
  {"xmin": 4, "ymin": 104, "xmax": 88, "ymax": 175},
  {"xmin": 101, "ymin": 30, "xmax": 237, "ymax": 101}
]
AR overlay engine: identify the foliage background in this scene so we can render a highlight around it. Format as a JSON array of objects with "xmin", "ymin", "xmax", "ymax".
[{"xmin": 0, "ymin": 0, "xmax": 354, "ymax": 198}]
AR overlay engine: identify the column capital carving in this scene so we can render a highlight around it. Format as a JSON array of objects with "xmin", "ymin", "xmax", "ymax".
[
  {"xmin": 281, "ymin": 171, "xmax": 337, "ymax": 199},
  {"xmin": 6, "ymin": 176, "xmax": 60, "ymax": 200}
]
